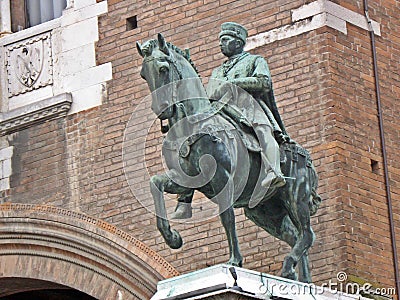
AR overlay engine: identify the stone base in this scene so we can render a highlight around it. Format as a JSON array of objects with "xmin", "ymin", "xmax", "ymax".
[{"xmin": 151, "ymin": 264, "xmax": 380, "ymax": 300}]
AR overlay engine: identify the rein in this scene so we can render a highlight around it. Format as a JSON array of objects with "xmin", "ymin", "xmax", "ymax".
[
  {"xmin": 160, "ymin": 51, "xmax": 183, "ymax": 133},
  {"xmin": 165, "ymin": 53, "xmax": 183, "ymax": 80}
]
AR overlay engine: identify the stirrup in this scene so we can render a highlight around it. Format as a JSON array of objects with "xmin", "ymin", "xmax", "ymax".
[{"xmin": 261, "ymin": 171, "xmax": 286, "ymax": 188}]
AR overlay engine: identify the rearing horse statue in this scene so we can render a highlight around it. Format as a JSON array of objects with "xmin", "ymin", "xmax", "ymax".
[{"xmin": 136, "ymin": 34, "xmax": 321, "ymax": 282}]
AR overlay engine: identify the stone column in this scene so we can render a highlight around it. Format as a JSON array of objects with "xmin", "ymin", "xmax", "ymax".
[{"xmin": 0, "ymin": 0, "xmax": 11, "ymax": 36}]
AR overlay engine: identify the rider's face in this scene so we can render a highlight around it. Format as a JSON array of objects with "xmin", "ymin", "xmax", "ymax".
[{"xmin": 219, "ymin": 35, "xmax": 243, "ymax": 57}]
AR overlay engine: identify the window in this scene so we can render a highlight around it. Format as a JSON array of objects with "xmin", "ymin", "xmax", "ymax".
[
  {"xmin": 26, "ymin": 0, "xmax": 67, "ymax": 27},
  {"xmin": 10, "ymin": 0, "xmax": 67, "ymax": 31}
]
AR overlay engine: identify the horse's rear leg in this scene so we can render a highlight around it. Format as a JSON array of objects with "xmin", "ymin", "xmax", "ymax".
[
  {"xmin": 298, "ymin": 250, "xmax": 312, "ymax": 283},
  {"xmin": 282, "ymin": 228, "xmax": 314, "ymax": 281},
  {"xmin": 244, "ymin": 208, "xmax": 304, "ymax": 280},
  {"xmin": 279, "ymin": 214, "xmax": 313, "ymax": 282},
  {"xmin": 281, "ymin": 219, "xmax": 314, "ymax": 283},
  {"xmin": 282, "ymin": 201, "xmax": 315, "ymax": 282}
]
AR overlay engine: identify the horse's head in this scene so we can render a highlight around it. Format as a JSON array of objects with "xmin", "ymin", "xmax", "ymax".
[
  {"xmin": 137, "ymin": 34, "xmax": 202, "ymax": 121},
  {"xmin": 137, "ymin": 34, "xmax": 179, "ymax": 119}
]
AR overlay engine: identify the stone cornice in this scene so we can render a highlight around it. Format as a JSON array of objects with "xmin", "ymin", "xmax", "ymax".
[
  {"xmin": 291, "ymin": 0, "xmax": 380, "ymax": 35},
  {"xmin": 153, "ymin": 265, "xmax": 374, "ymax": 300},
  {"xmin": 245, "ymin": 0, "xmax": 381, "ymax": 50},
  {"xmin": 0, "ymin": 93, "xmax": 72, "ymax": 135}
]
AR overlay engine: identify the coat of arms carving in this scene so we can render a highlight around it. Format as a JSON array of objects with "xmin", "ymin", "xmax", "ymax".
[
  {"xmin": 16, "ymin": 43, "xmax": 44, "ymax": 88},
  {"xmin": 6, "ymin": 32, "xmax": 53, "ymax": 97}
]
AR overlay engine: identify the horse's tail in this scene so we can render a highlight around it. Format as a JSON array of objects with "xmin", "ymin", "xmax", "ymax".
[
  {"xmin": 283, "ymin": 142, "xmax": 321, "ymax": 216},
  {"xmin": 308, "ymin": 162, "xmax": 321, "ymax": 216}
]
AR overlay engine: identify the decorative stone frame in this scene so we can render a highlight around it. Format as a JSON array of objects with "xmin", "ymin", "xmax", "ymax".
[
  {"xmin": 0, "ymin": 203, "xmax": 179, "ymax": 299},
  {"xmin": 5, "ymin": 31, "xmax": 53, "ymax": 97}
]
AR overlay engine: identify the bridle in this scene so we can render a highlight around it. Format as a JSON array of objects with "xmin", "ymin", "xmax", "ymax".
[{"xmin": 144, "ymin": 49, "xmax": 185, "ymax": 132}]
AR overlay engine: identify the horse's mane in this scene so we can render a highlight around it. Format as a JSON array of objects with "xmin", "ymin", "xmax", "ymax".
[
  {"xmin": 144, "ymin": 39, "xmax": 199, "ymax": 75},
  {"xmin": 166, "ymin": 42, "xmax": 199, "ymax": 75}
]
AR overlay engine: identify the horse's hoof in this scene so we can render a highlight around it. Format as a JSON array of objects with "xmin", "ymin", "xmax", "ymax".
[
  {"xmin": 281, "ymin": 270, "xmax": 298, "ymax": 281},
  {"xmin": 281, "ymin": 256, "xmax": 298, "ymax": 281},
  {"xmin": 227, "ymin": 258, "xmax": 243, "ymax": 267},
  {"xmin": 167, "ymin": 229, "xmax": 183, "ymax": 249}
]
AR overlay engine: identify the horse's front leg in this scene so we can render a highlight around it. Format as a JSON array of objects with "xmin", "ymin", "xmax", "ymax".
[
  {"xmin": 220, "ymin": 206, "xmax": 242, "ymax": 266},
  {"xmin": 150, "ymin": 173, "xmax": 183, "ymax": 249},
  {"xmin": 215, "ymin": 176, "xmax": 242, "ymax": 267},
  {"xmin": 298, "ymin": 250, "xmax": 312, "ymax": 283}
]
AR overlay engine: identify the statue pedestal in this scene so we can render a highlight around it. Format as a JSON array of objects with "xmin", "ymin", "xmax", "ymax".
[{"xmin": 151, "ymin": 264, "xmax": 374, "ymax": 300}]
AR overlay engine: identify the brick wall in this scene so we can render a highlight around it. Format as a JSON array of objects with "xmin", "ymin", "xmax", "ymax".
[
  {"xmin": 329, "ymin": 0, "xmax": 400, "ymax": 289},
  {"xmin": 4, "ymin": 0, "xmax": 399, "ymax": 294}
]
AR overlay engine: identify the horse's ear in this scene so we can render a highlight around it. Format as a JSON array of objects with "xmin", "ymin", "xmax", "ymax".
[
  {"xmin": 136, "ymin": 41, "xmax": 144, "ymax": 57},
  {"xmin": 157, "ymin": 33, "xmax": 169, "ymax": 55}
]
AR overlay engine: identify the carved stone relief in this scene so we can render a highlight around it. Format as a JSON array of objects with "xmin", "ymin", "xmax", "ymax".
[{"xmin": 5, "ymin": 32, "xmax": 53, "ymax": 97}]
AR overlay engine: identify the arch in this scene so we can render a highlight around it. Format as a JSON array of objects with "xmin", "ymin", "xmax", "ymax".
[
  {"xmin": 0, "ymin": 203, "xmax": 179, "ymax": 299},
  {"xmin": 0, "ymin": 278, "xmax": 96, "ymax": 299}
]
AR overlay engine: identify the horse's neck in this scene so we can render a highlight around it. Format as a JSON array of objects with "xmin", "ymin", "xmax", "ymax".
[
  {"xmin": 167, "ymin": 104, "xmax": 194, "ymax": 140},
  {"xmin": 167, "ymin": 52, "xmax": 212, "ymax": 133},
  {"xmin": 175, "ymin": 82, "xmax": 211, "ymax": 118},
  {"xmin": 167, "ymin": 90, "xmax": 211, "ymax": 138},
  {"xmin": 175, "ymin": 55, "xmax": 211, "ymax": 111}
]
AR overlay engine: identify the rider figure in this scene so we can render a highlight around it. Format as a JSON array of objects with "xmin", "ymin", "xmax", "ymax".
[{"xmin": 171, "ymin": 22, "xmax": 288, "ymax": 219}]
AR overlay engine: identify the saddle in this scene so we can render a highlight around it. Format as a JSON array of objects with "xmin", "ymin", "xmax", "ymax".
[
  {"xmin": 163, "ymin": 109, "xmax": 262, "ymax": 157},
  {"xmin": 215, "ymin": 110, "xmax": 262, "ymax": 153}
]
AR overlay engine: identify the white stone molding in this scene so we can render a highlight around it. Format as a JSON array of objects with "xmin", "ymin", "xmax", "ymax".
[
  {"xmin": 0, "ymin": 0, "xmax": 111, "ymax": 134},
  {"xmin": 0, "ymin": 93, "xmax": 72, "ymax": 136},
  {"xmin": 66, "ymin": 0, "xmax": 75, "ymax": 9},
  {"xmin": 246, "ymin": 0, "xmax": 381, "ymax": 50},
  {"xmin": 291, "ymin": 0, "xmax": 380, "ymax": 34},
  {"xmin": 152, "ymin": 264, "xmax": 373, "ymax": 300},
  {"xmin": 0, "ymin": 146, "xmax": 13, "ymax": 191},
  {"xmin": 0, "ymin": 18, "xmax": 61, "ymax": 46}
]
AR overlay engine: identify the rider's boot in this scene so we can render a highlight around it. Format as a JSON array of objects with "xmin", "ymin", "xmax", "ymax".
[
  {"xmin": 170, "ymin": 201, "xmax": 192, "ymax": 219},
  {"xmin": 249, "ymin": 126, "xmax": 286, "ymax": 208},
  {"xmin": 261, "ymin": 166, "xmax": 286, "ymax": 188},
  {"xmin": 256, "ymin": 126, "xmax": 286, "ymax": 188}
]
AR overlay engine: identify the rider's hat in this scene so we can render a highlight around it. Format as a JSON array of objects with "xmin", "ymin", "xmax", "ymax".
[{"xmin": 219, "ymin": 22, "xmax": 248, "ymax": 44}]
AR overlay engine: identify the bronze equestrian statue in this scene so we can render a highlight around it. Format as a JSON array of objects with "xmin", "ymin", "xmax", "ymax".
[
  {"xmin": 172, "ymin": 22, "xmax": 288, "ymax": 219},
  {"xmin": 136, "ymin": 22, "xmax": 321, "ymax": 283}
]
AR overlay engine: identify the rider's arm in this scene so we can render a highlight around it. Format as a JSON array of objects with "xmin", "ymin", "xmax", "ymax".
[
  {"xmin": 229, "ymin": 56, "xmax": 272, "ymax": 92},
  {"xmin": 229, "ymin": 76, "xmax": 270, "ymax": 93}
]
